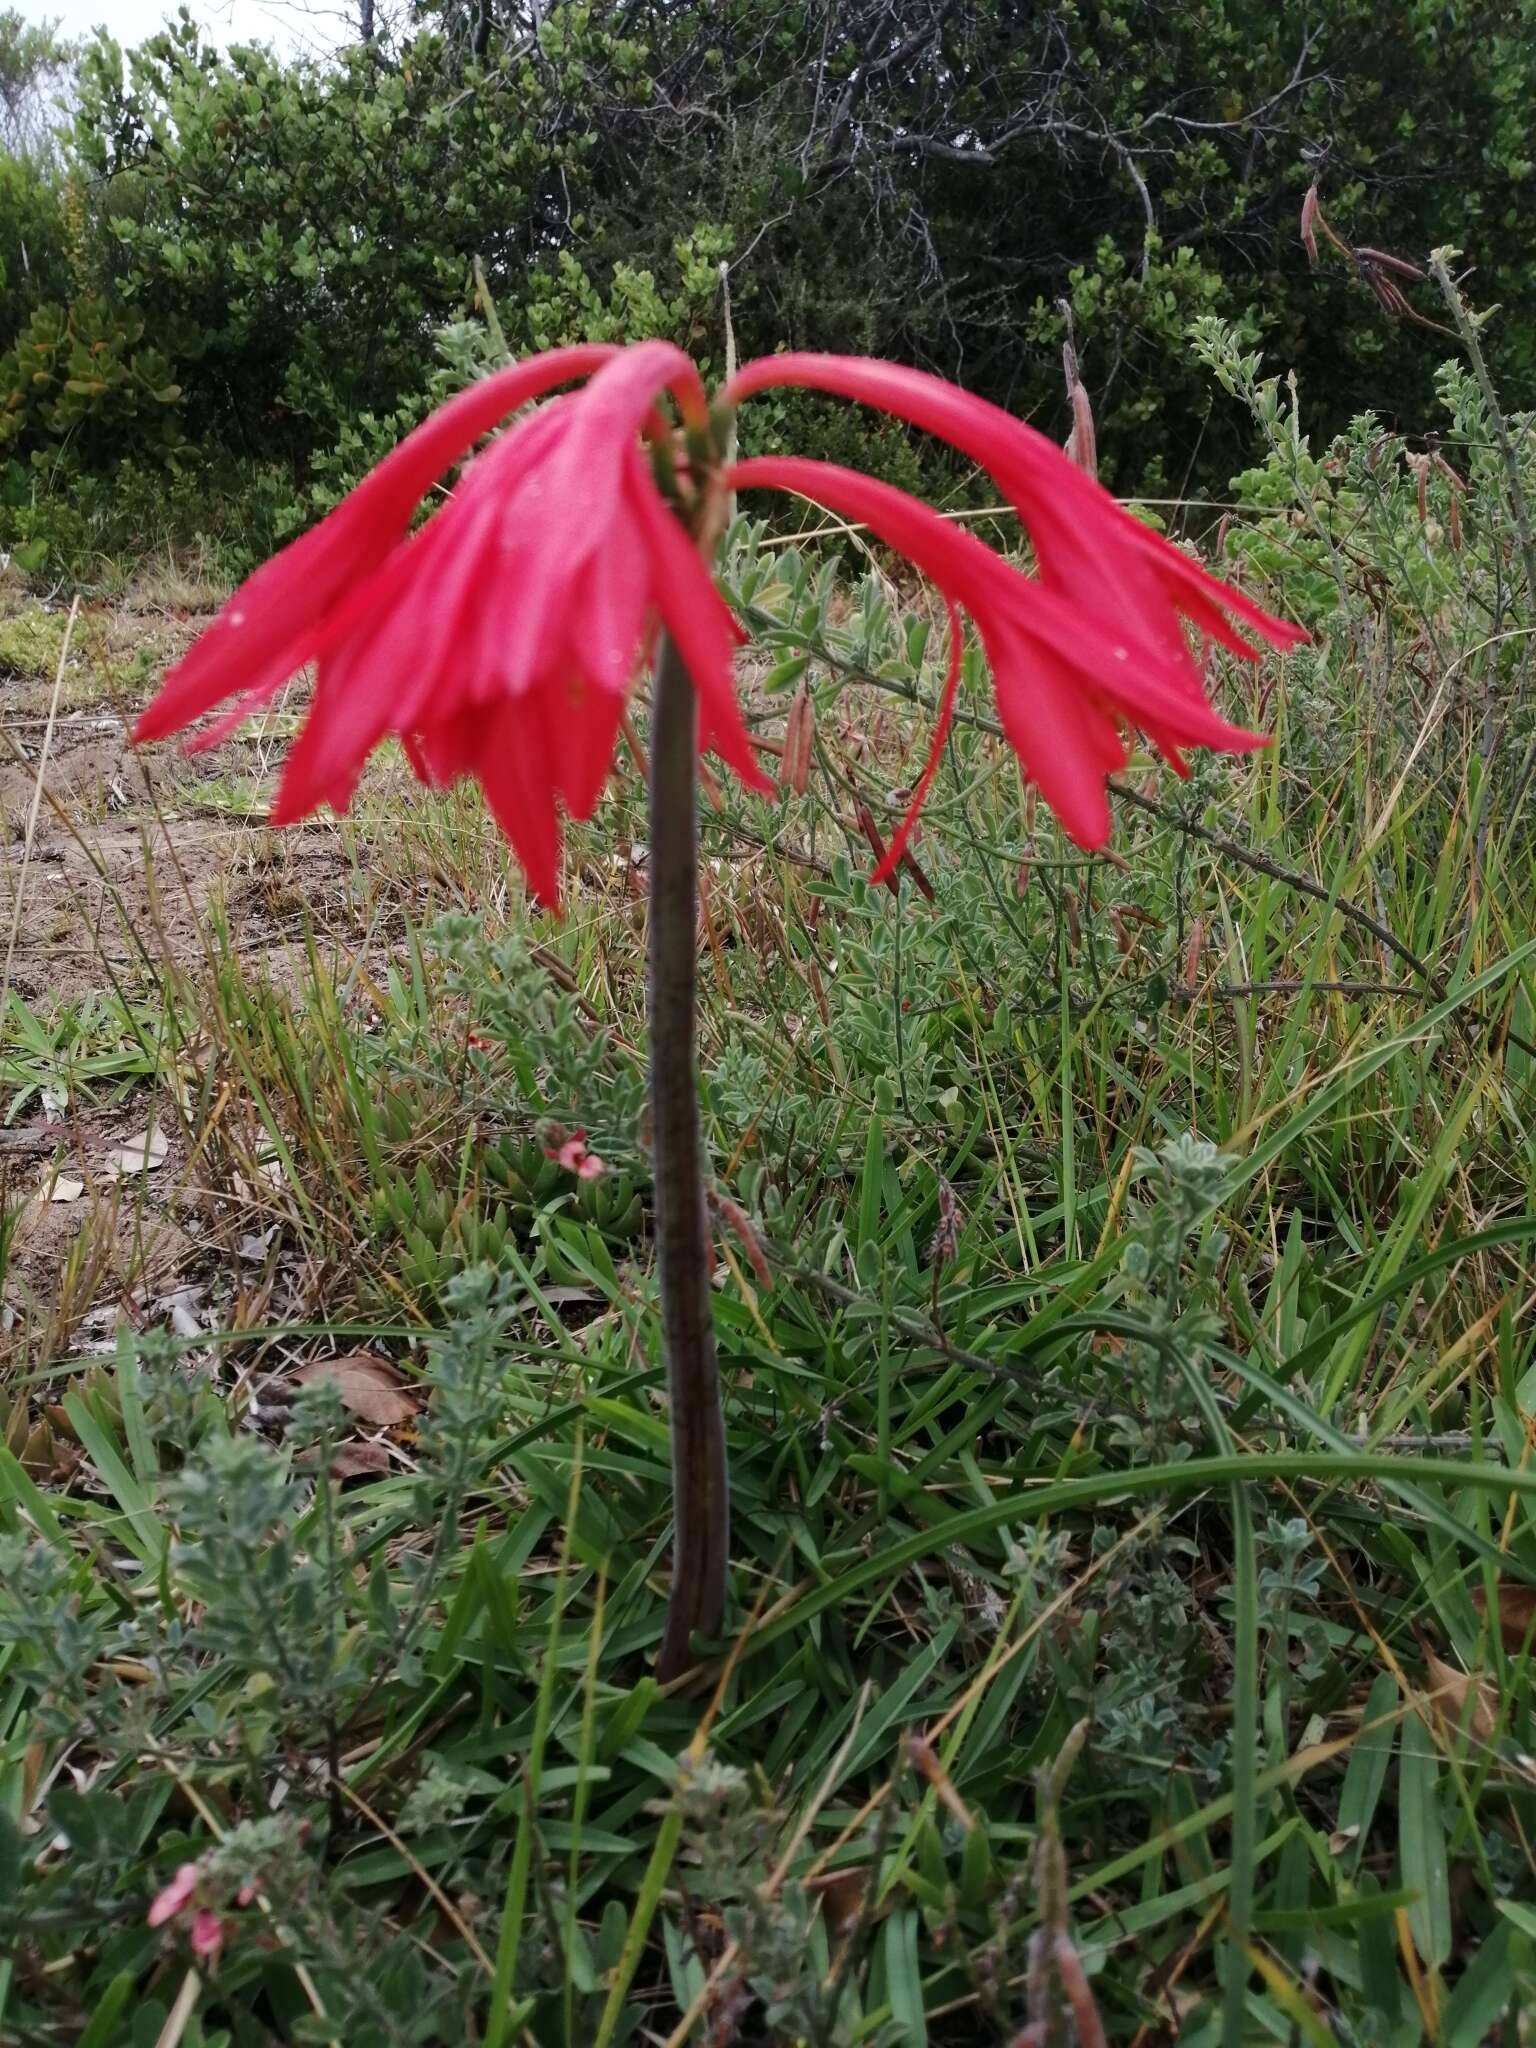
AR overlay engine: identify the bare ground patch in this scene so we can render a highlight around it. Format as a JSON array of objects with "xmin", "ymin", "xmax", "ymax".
[{"xmin": 0, "ymin": 576, "xmax": 378, "ymax": 1367}]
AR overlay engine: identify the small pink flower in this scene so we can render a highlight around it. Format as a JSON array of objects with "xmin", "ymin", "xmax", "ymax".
[
  {"xmin": 147, "ymin": 1863, "xmax": 200, "ymax": 1928},
  {"xmin": 189, "ymin": 1909, "xmax": 225, "ymax": 1962},
  {"xmin": 554, "ymin": 1131, "xmax": 607, "ymax": 1179}
]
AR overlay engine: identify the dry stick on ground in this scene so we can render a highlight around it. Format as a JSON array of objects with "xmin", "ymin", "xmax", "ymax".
[{"xmin": 0, "ymin": 596, "xmax": 79, "ymax": 1023}]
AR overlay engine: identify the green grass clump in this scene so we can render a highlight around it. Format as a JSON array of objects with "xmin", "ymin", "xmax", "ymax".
[{"xmin": 2, "ymin": 338, "xmax": 1536, "ymax": 2045}]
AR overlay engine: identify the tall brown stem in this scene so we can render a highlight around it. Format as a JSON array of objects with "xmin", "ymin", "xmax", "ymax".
[{"xmin": 649, "ymin": 630, "xmax": 729, "ymax": 1680}]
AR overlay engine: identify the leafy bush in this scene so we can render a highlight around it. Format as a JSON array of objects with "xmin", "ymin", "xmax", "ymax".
[
  {"xmin": 0, "ymin": 292, "xmax": 184, "ymax": 461},
  {"xmin": 0, "ymin": 0, "xmax": 1522, "ymax": 558},
  {"xmin": 0, "ymin": 151, "xmax": 69, "ymax": 341}
]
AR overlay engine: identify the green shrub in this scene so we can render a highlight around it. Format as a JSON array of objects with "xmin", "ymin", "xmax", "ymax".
[
  {"xmin": 2, "ymin": 0, "xmax": 1533, "ymax": 557},
  {"xmin": 0, "ymin": 292, "xmax": 184, "ymax": 461}
]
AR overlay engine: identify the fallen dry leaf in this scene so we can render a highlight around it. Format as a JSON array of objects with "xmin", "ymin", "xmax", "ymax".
[
  {"xmin": 44, "ymin": 1175, "xmax": 84, "ymax": 1203},
  {"xmin": 806, "ymin": 1866, "xmax": 873, "ymax": 1937},
  {"xmin": 1423, "ymin": 1650, "xmax": 1500, "ymax": 1744},
  {"xmin": 293, "ymin": 1352, "xmax": 417, "ymax": 1426},
  {"xmin": 104, "ymin": 1126, "xmax": 169, "ymax": 1178},
  {"xmin": 1472, "ymin": 1584, "xmax": 1536, "ymax": 1656},
  {"xmin": 329, "ymin": 1441, "xmax": 391, "ymax": 1480},
  {"xmin": 230, "ymin": 1155, "xmax": 286, "ymax": 1201}
]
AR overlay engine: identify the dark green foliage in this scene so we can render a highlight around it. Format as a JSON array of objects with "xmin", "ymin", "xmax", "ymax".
[
  {"xmin": 0, "ymin": 292, "xmax": 184, "ymax": 460},
  {"xmin": 0, "ymin": 151, "xmax": 70, "ymax": 342},
  {"xmin": 1, "ymin": 0, "xmax": 1533, "ymax": 574}
]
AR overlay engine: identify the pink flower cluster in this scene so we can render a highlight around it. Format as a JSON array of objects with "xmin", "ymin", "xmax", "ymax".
[
  {"xmin": 547, "ymin": 1129, "xmax": 606, "ymax": 1179},
  {"xmin": 147, "ymin": 1859, "xmax": 251, "ymax": 1966}
]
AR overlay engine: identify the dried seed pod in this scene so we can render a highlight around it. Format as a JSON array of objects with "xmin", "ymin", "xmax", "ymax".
[
  {"xmin": 908, "ymin": 1735, "xmax": 974, "ymax": 1830},
  {"xmin": 709, "ymin": 1191, "xmax": 773, "ymax": 1290},
  {"xmin": 928, "ymin": 1176, "xmax": 960, "ymax": 1267},
  {"xmin": 1062, "ymin": 347, "xmax": 1098, "ymax": 481},
  {"xmin": 1183, "ymin": 915, "xmax": 1205, "ymax": 991},
  {"xmin": 1354, "ymin": 244, "xmax": 1427, "ymax": 281},
  {"xmin": 900, "ymin": 843, "xmax": 936, "ymax": 903},
  {"xmin": 1407, "ymin": 450, "xmax": 1431, "ymax": 524},
  {"xmin": 855, "ymin": 800, "xmax": 900, "ymax": 896},
  {"xmin": 1300, "ymin": 181, "xmax": 1321, "ymax": 268},
  {"xmin": 780, "ymin": 680, "xmax": 814, "ymax": 796},
  {"xmin": 1435, "ymin": 452, "xmax": 1466, "ymax": 548}
]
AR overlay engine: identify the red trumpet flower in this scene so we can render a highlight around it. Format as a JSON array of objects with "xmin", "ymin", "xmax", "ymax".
[
  {"xmin": 134, "ymin": 339, "xmax": 1304, "ymax": 1688},
  {"xmin": 135, "ymin": 341, "xmax": 768, "ymax": 907},
  {"xmin": 729, "ymin": 454, "xmax": 1276, "ymax": 861},
  {"xmin": 136, "ymin": 342, "xmax": 1302, "ymax": 906}
]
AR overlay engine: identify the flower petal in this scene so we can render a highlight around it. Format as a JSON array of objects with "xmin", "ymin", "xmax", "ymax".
[
  {"xmin": 474, "ymin": 700, "xmax": 564, "ymax": 909},
  {"xmin": 625, "ymin": 451, "xmax": 769, "ymax": 793},
  {"xmin": 134, "ymin": 345, "xmax": 617, "ymax": 745},
  {"xmin": 870, "ymin": 595, "xmax": 964, "ymax": 885},
  {"xmin": 726, "ymin": 353, "xmax": 1304, "ymax": 669},
  {"xmin": 730, "ymin": 453, "xmax": 1264, "ymax": 851},
  {"xmin": 148, "ymin": 1864, "xmax": 201, "ymax": 1928}
]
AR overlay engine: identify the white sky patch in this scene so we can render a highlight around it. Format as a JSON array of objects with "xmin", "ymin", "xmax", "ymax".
[{"xmin": 19, "ymin": 0, "xmax": 351, "ymax": 56}]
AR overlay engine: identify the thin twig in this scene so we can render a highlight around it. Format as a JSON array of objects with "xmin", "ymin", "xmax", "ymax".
[{"xmin": 1, "ymin": 596, "xmax": 78, "ymax": 1025}]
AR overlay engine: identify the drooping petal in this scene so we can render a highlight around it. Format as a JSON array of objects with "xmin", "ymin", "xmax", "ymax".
[
  {"xmin": 270, "ymin": 475, "xmax": 504, "ymax": 824},
  {"xmin": 475, "ymin": 699, "xmax": 564, "ymax": 909},
  {"xmin": 541, "ymin": 679, "xmax": 628, "ymax": 823},
  {"xmin": 985, "ymin": 622, "xmax": 1125, "ymax": 845},
  {"xmin": 571, "ymin": 508, "xmax": 653, "ymax": 696},
  {"xmin": 870, "ymin": 596, "xmax": 964, "ymax": 884},
  {"xmin": 725, "ymin": 353, "xmax": 1304, "ymax": 674},
  {"xmin": 138, "ymin": 342, "xmax": 769, "ymax": 906},
  {"xmin": 729, "ymin": 453, "xmax": 1266, "ymax": 852},
  {"xmin": 538, "ymin": 342, "xmax": 709, "ymax": 571},
  {"xmin": 625, "ymin": 449, "xmax": 770, "ymax": 794},
  {"xmin": 135, "ymin": 345, "xmax": 619, "ymax": 744}
]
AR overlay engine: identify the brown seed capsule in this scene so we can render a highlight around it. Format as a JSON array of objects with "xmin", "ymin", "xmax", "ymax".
[
  {"xmin": 1183, "ymin": 915, "xmax": 1205, "ymax": 991},
  {"xmin": 1354, "ymin": 244, "xmax": 1427, "ymax": 282},
  {"xmin": 1407, "ymin": 450, "xmax": 1431, "ymax": 525},
  {"xmin": 855, "ymin": 800, "xmax": 901, "ymax": 896},
  {"xmin": 697, "ymin": 755, "xmax": 725, "ymax": 811},
  {"xmin": 928, "ymin": 1177, "xmax": 960, "ymax": 1267},
  {"xmin": 780, "ymin": 680, "xmax": 814, "ymax": 796},
  {"xmin": 1435, "ymin": 453, "xmax": 1466, "ymax": 549},
  {"xmin": 900, "ymin": 842, "xmax": 936, "ymax": 903},
  {"xmin": 709, "ymin": 1191, "xmax": 773, "ymax": 1290},
  {"xmin": 1063, "ymin": 367, "xmax": 1098, "ymax": 482},
  {"xmin": 908, "ymin": 1736, "xmax": 974, "ymax": 1830},
  {"xmin": 1300, "ymin": 181, "xmax": 1321, "ymax": 268}
]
